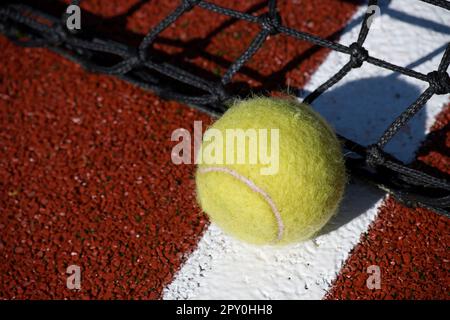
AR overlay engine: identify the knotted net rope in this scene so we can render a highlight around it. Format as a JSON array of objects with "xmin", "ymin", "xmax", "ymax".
[{"xmin": 0, "ymin": 0, "xmax": 449, "ymax": 216}]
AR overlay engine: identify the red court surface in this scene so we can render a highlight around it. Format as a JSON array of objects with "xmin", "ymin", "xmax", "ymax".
[{"xmin": 0, "ymin": 0, "xmax": 448, "ymax": 299}]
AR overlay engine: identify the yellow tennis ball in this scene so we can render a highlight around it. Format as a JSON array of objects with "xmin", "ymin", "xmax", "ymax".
[{"xmin": 195, "ymin": 97, "xmax": 346, "ymax": 245}]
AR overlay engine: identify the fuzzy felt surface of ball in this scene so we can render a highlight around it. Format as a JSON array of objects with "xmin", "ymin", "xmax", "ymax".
[{"xmin": 195, "ymin": 97, "xmax": 346, "ymax": 245}]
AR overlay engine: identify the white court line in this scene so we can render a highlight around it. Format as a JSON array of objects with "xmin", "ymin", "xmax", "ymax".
[{"xmin": 163, "ymin": 0, "xmax": 450, "ymax": 300}]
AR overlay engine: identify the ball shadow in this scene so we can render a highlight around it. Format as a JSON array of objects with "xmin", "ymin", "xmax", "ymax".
[
  {"xmin": 311, "ymin": 74, "xmax": 425, "ymax": 235},
  {"xmin": 312, "ymin": 74, "xmax": 425, "ymax": 162}
]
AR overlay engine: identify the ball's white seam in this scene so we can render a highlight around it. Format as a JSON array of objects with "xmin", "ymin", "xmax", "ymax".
[{"xmin": 198, "ymin": 166, "xmax": 284, "ymax": 242}]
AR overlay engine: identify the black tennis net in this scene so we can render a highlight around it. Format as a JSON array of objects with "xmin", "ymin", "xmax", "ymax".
[{"xmin": 0, "ymin": 0, "xmax": 449, "ymax": 216}]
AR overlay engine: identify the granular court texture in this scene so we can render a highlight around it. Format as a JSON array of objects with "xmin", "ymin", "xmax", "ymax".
[
  {"xmin": 327, "ymin": 107, "xmax": 450, "ymax": 300},
  {"xmin": 1, "ymin": 0, "xmax": 448, "ymax": 300},
  {"xmin": 0, "ymin": 0, "xmax": 358, "ymax": 299},
  {"xmin": 0, "ymin": 39, "xmax": 210, "ymax": 299}
]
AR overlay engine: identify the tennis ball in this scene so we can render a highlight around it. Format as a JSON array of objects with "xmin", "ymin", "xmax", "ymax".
[{"xmin": 195, "ymin": 97, "xmax": 346, "ymax": 245}]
